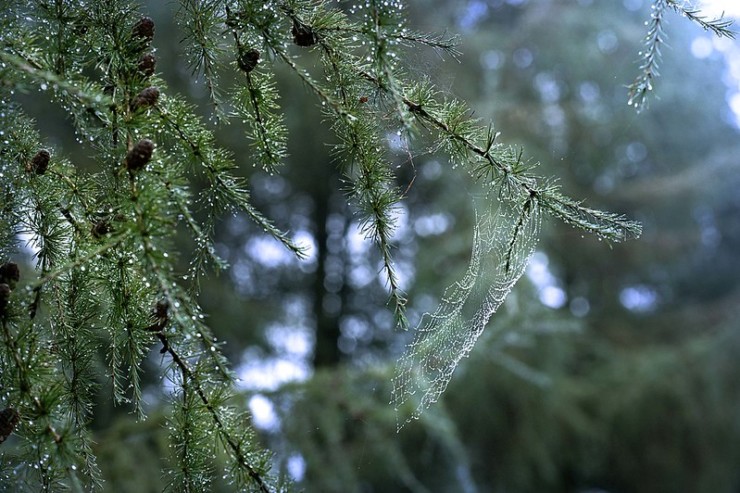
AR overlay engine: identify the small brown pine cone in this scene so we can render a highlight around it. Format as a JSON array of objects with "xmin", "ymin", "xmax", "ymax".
[
  {"xmin": 237, "ymin": 48, "xmax": 260, "ymax": 73},
  {"xmin": 292, "ymin": 21, "xmax": 318, "ymax": 47},
  {"xmin": 27, "ymin": 149, "xmax": 50, "ymax": 175},
  {"xmin": 138, "ymin": 52, "xmax": 156, "ymax": 77},
  {"xmin": 125, "ymin": 139, "xmax": 154, "ymax": 172},
  {"xmin": 132, "ymin": 16, "xmax": 155, "ymax": 43},
  {"xmin": 91, "ymin": 221, "xmax": 112, "ymax": 238},
  {"xmin": 132, "ymin": 86, "xmax": 159, "ymax": 110},
  {"xmin": 0, "ymin": 262, "xmax": 20, "ymax": 288},
  {"xmin": 0, "ymin": 408, "xmax": 19, "ymax": 444},
  {"xmin": 155, "ymin": 300, "xmax": 169, "ymax": 320}
]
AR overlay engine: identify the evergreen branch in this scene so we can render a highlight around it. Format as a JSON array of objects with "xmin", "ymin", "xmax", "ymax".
[
  {"xmin": 56, "ymin": 287, "xmax": 99, "ymax": 427},
  {"xmin": 149, "ymin": 269, "xmax": 233, "ymax": 381},
  {"xmin": 103, "ymin": 240, "xmax": 152, "ymax": 414},
  {"xmin": 322, "ymin": 24, "xmax": 460, "ymax": 57},
  {"xmin": 34, "ymin": 0, "xmax": 91, "ymax": 77},
  {"xmin": 159, "ymin": 333, "xmax": 273, "ymax": 493},
  {"xmin": 22, "ymin": 170, "xmax": 96, "ymax": 319},
  {"xmin": 244, "ymin": 71, "xmax": 284, "ymax": 171},
  {"xmin": 628, "ymin": 0, "xmax": 668, "ymax": 111},
  {"xmin": 163, "ymin": 179, "xmax": 229, "ymax": 280},
  {"xmin": 629, "ymin": 1, "xmax": 734, "ymax": 110},
  {"xmin": 177, "ymin": 0, "xmax": 227, "ymax": 119},
  {"xmin": 1, "ymin": 290, "xmax": 94, "ymax": 485},
  {"xmin": 228, "ymin": 27, "xmax": 287, "ymax": 174},
  {"xmin": 200, "ymin": 162, "xmax": 305, "ymax": 258},
  {"xmin": 390, "ymin": 30, "xmax": 461, "ymax": 57},
  {"xmin": 367, "ymin": 75, "xmax": 521, "ymax": 187},
  {"xmin": 407, "ymin": 96, "xmax": 514, "ymax": 178},
  {"xmin": 304, "ymin": 11, "xmax": 410, "ymax": 326},
  {"xmin": 363, "ymin": 74, "xmax": 642, "ymax": 242},
  {"xmin": 1, "ymin": 318, "xmax": 32, "ymax": 398},
  {"xmin": 355, "ymin": 182, "xmax": 408, "ymax": 328},
  {"xmin": 319, "ymin": 40, "xmax": 354, "ymax": 106},
  {"xmin": 127, "ymin": 169, "xmax": 234, "ymax": 383},
  {"xmin": 0, "ymin": 51, "xmax": 113, "ymax": 111},
  {"xmin": 245, "ymin": 5, "xmax": 425, "ymax": 325},
  {"xmin": 366, "ymin": 0, "xmax": 414, "ymax": 129},
  {"xmin": 265, "ymin": 20, "xmax": 413, "ymax": 319},
  {"xmin": 167, "ymin": 377, "xmax": 214, "ymax": 492},
  {"xmin": 538, "ymin": 189, "xmax": 643, "ymax": 242},
  {"xmin": 48, "ymin": 226, "xmax": 100, "ymax": 462},
  {"xmin": 30, "ymin": 234, "xmax": 129, "ymax": 290},
  {"xmin": 666, "ymin": 0, "xmax": 735, "ymax": 38},
  {"xmin": 273, "ymin": 47, "xmax": 356, "ymax": 122},
  {"xmin": 332, "ymin": 102, "xmax": 409, "ymax": 327},
  {"xmin": 156, "ymin": 105, "xmax": 306, "ymax": 259},
  {"xmin": 51, "ymin": 171, "xmax": 95, "ymax": 223}
]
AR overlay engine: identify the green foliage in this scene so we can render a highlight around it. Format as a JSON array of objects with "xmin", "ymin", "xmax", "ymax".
[{"xmin": 0, "ymin": 0, "xmax": 733, "ymax": 491}]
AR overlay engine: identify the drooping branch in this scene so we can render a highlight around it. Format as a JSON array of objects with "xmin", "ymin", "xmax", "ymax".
[{"xmin": 629, "ymin": 0, "xmax": 735, "ymax": 110}]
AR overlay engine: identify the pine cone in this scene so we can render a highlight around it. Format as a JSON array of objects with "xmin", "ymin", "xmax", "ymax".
[
  {"xmin": 138, "ymin": 52, "xmax": 156, "ymax": 77},
  {"xmin": 132, "ymin": 16, "xmax": 155, "ymax": 43},
  {"xmin": 292, "ymin": 21, "xmax": 318, "ymax": 47},
  {"xmin": 91, "ymin": 220, "xmax": 112, "ymax": 238},
  {"xmin": 145, "ymin": 299, "xmax": 170, "ymax": 332},
  {"xmin": 237, "ymin": 48, "xmax": 260, "ymax": 74},
  {"xmin": 0, "ymin": 408, "xmax": 19, "ymax": 445},
  {"xmin": 27, "ymin": 149, "xmax": 50, "ymax": 175},
  {"xmin": 155, "ymin": 300, "xmax": 169, "ymax": 320},
  {"xmin": 132, "ymin": 86, "xmax": 159, "ymax": 110},
  {"xmin": 125, "ymin": 139, "xmax": 154, "ymax": 172},
  {"xmin": 0, "ymin": 262, "xmax": 20, "ymax": 288}
]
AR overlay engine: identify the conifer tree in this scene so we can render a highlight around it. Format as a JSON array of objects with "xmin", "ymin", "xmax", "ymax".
[{"xmin": 0, "ymin": 0, "xmax": 733, "ymax": 491}]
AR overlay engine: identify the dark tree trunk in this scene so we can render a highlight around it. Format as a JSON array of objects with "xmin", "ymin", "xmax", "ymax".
[{"xmin": 311, "ymin": 184, "xmax": 343, "ymax": 368}]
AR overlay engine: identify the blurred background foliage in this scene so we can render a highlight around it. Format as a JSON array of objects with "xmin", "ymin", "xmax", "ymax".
[{"xmin": 16, "ymin": 0, "xmax": 740, "ymax": 491}]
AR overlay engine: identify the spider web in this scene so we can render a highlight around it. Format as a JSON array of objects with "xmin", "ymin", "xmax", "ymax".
[{"xmin": 392, "ymin": 197, "xmax": 541, "ymax": 429}]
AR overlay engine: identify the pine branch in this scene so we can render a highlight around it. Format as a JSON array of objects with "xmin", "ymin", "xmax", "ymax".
[
  {"xmin": 273, "ymin": 46, "xmax": 356, "ymax": 122},
  {"xmin": 323, "ymin": 24, "xmax": 460, "ymax": 57},
  {"xmin": 537, "ymin": 188, "xmax": 642, "ymax": 242},
  {"xmin": 366, "ymin": 0, "xmax": 415, "ymax": 129},
  {"xmin": 359, "ymin": 73, "xmax": 641, "ymax": 242},
  {"xmin": 158, "ymin": 331, "xmax": 274, "ymax": 493},
  {"xmin": 30, "ymin": 235, "xmax": 128, "ymax": 290},
  {"xmin": 264, "ymin": 24, "xmax": 410, "ymax": 325},
  {"xmin": 0, "ymin": 51, "xmax": 113, "ymax": 115},
  {"xmin": 629, "ymin": 0, "xmax": 735, "ymax": 110},
  {"xmin": 177, "ymin": 0, "xmax": 228, "ymax": 119},
  {"xmin": 628, "ymin": 0, "xmax": 668, "ymax": 111},
  {"xmin": 237, "ymin": 71, "xmax": 286, "ymax": 173},
  {"xmin": 228, "ymin": 19, "xmax": 288, "ymax": 174},
  {"xmin": 405, "ymin": 85, "xmax": 640, "ymax": 240},
  {"xmin": 156, "ymin": 103, "xmax": 306, "ymax": 260},
  {"xmin": 666, "ymin": 0, "xmax": 735, "ymax": 38}
]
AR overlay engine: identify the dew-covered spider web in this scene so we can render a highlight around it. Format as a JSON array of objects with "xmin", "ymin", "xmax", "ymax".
[{"xmin": 392, "ymin": 195, "xmax": 541, "ymax": 429}]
